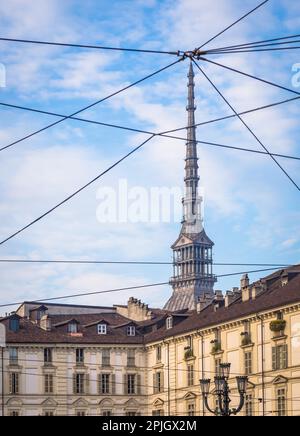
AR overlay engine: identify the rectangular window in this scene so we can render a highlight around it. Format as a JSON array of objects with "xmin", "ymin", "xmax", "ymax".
[
  {"xmin": 215, "ymin": 358, "xmax": 222, "ymax": 376},
  {"xmin": 272, "ymin": 345, "xmax": 288, "ymax": 370},
  {"xmin": 68, "ymin": 323, "xmax": 78, "ymax": 334},
  {"xmin": 44, "ymin": 411, "xmax": 54, "ymax": 416},
  {"xmin": 277, "ymin": 388, "xmax": 286, "ymax": 417},
  {"xmin": 9, "ymin": 373, "xmax": 19, "ymax": 394},
  {"xmin": 245, "ymin": 394, "xmax": 253, "ymax": 416},
  {"xmin": 98, "ymin": 324, "xmax": 107, "ymax": 335},
  {"xmin": 187, "ymin": 365, "xmax": 194, "ymax": 387},
  {"xmin": 44, "ymin": 348, "xmax": 52, "ymax": 364},
  {"xmin": 166, "ymin": 317, "xmax": 173, "ymax": 330},
  {"xmin": 152, "ymin": 410, "xmax": 164, "ymax": 416},
  {"xmin": 156, "ymin": 346, "xmax": 162, "ymax": 363},
  {"xmin": 76, "ymin": 348, "xmax": 84, "ymax": 365},
  {"xmin": 245, "ymin": 352, "xmax": 252, "ymax": 375},
  {"xmin": 76, "ymin": 411, "xmax": 85, "ymax": 416},
  {"xmin": 99, "ymin": 374, "xmax": 110, "ymax": 395},
  {"xmin": 44, "ymin": 374, "xmax": 54, "ymax": 394},
  {"xmin": 127, "ymin": 326, "xmax": 136, "ymax": 337},
  {"xmin": 9, "ymin": 348, "xmax": 18, "ymax": 365},
  {"xmin": 102, "ymin": 349, "xmax": 110, "ymax": 367},
  {"xmin": 10, "ymin": 411, "xmax": 19, "ymax": 416},
  {"xmin": 74, "ymin": 374, "xmax": 85, "ymax": 394},
  {"xmin": 127, "ymin": 374, "xmax": 136, "ymax": 395},
  {"xmin": 188, "ymin": 403, "xmax": 195, "ymax": 416},
  {"xmin": 127, "ymin": 349, "xmax": 135, "ymax": 367},
  {"xmin": 154, "ymin": 372, "xmax": 163, "ymax": 393}
]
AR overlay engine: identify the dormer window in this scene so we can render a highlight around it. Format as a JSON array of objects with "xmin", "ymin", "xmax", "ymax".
[
  {"xmin": 9, "ymin": 317, "xmax": 20, "ymax": 332},
  {"xmin": 166, "ymin": 317, "xmax": 173, "ymax": 330},
  {"xmin": 127, "ymin": 326, "xmax": 136, "ymax": 337},
  {"xmin": 68, "ymin": 322, "xmax": 78, "ymax": 334},
  {"xmin": 98, "ymin": 324, "xmax": 107, "ymax": 335}
]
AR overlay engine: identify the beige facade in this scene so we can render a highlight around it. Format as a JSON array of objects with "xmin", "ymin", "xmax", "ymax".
[
  {"xmin": 147, "ymin": 302, "xmax": 300, "ymax": 417},
  {"xmin": 1, "ymin": 267, "xmax": 300, "ymax": 417}
]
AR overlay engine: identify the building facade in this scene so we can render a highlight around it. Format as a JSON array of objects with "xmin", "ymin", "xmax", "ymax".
[{"xmin": 1, "ymin": 265, "xmax": 300, "ymax": 416}]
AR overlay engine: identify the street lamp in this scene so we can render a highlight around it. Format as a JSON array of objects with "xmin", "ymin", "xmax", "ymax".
[{"xmin": 200, "ymin": 363, "xmax": 248, "ymax": 416}]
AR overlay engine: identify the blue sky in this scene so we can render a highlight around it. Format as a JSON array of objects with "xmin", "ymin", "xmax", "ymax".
[{"xmin": 0, "ymin": 0, "xmax": 299, "ymax": 313}]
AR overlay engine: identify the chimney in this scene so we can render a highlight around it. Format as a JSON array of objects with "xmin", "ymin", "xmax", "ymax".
[
  {"xmin": 241, "ymin": 274, "xmax": 250, "ymax": 302},
  {"xmin": 40, "ymin": 315, "xmax": 51, "ymax": 331},
  {"xmin": 251, "ymin": 282, "xmax": 265, "ymax": 300},
  {"xmin": 196, "ymin": 293, "xmax": 214, "ymax": 314},
  {"xmin": 214, "ymin": 290, "xmax": 224, "ymax": 302},
  {"xmin": 225, "ymin": 291, "xmax": 234, "ymax": 308}
]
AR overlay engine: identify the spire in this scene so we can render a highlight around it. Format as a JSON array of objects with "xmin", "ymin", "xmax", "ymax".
[{"xmin": 182, "ymin": 61, "xmax": 201, "ymax": 234}]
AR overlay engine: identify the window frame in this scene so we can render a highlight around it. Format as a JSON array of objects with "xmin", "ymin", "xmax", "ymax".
[{"xmin": 97, "ymin": 324, "xmax": 107, "ymax": 335}]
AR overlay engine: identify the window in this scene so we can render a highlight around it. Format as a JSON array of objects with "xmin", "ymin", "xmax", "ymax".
[
  {"xmin": 9, "ymin": 348, "xmax": 18, "ymax": 365},
  {"xmin": 166, "ymin": 317, "xmax": 173, "ymax": 330},
  {"xmin": 9, "ymin": 317, "xmax": 19, "ymax": 332},
  {"xmin": 187, "ymin": 365, "xmax": 194, "ymax": 387},
  {"xmin": 102, "ymin": 349, "xmax": 110, "ymax": 367},
  {"xmin": 127, "ymin": 374, "xmax": 136, "ymax": 395},
  {"xmin": 44, "ymin": 411, "xmax": 54, "ymax": 416},
  {"xmin": 154, "ymin": 371, "xmax": 163, "ymax": 394},
  {"xmin": 245, "ymin": 352, "xmax": 252, "ymax": 375},
  {"xmin": 76, "ymin": 411, "xmax": 86, "ymax": 416},
  {"xmin": 277, "ymin": 311, "xmax": 284, "ymax": 320},
  {"xmin": 245, "ymin": 394, "xmax": 253, "ymax": 416},
  {"xmin": 99, "ymin": 374, "xmax": 110, "ymax": 395},
  {"xmin": 44, "ymin": 348, "xmax": 52, "ymax": 364},
  {"xmin": 10, "ymin": 410, "xmax": 19, "ymax": 416},
  {"xmin": 9, "ymin": 372, "xmax": 19, "ymax": 394},
  {"xmin": 187, "ymin": 336, "xmax": 193, "ymax": 351},
  {"xmin": 272, "ymin": 345, "xmax": 288, "ymax": 370},
  {"xmin": 44, "ymin": 374, "xmax": 54, "ymax": 394},
  {"xmin": 127, "ymin": 349, "xmax": 135, "ymax": 367},
  {"xmin": 74, "ymin": 373, "xmax": 85, "ymax": 394},
  {"xmin": 277, "ymin": 388, "xmax": 286, "ymax": 417},
  {"xmin": 68, "ymin": 322, "xmax": 78, "ymax": 334},
  {"xmin": 98, "ymin": 324, "xmax": 107, "ymax": 335},
  {"xmin": 103, "ymin": 411, "xmax": 112, "ymax": 416},
  {"xmin": 187, "ymin": 403, "xmax": 195, "ymax": 416},
  {"xmin": 76, "ymin": 348, "xmax": 84, "ymax": 365},
  {"xmin": 152, "ymin": 410, "xmax": 164, "ymax": 416},
  {"xmin": 215, "ymin": 358, "xmax": 222, "ymax": 376},
  {"xmin": 156, "ymin": 346, "xmax": 162, "ymax": 363},
  {"xmin": 127, "ymin": 326, "xmax": 136, "ymax": 337}
]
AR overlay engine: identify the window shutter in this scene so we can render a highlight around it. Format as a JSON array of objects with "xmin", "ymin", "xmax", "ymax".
[
  {"xmin": 16, "ymin": 373, "xmax": 19, "ymax": 394},
  {"xmin": 111, "ymin": 374, "xmax": 116, "ymax": 395},
  {"xmin": 161, "ymin": 371, "xmax": 164, "ymax": 392},
  {"xmin": 124, "ymin": 374, "xmax": 127, "ymax": 395},
  {"xmin": 283, "ymin": 345, "xmax": 288, "ymax": 369},
  {"xmin": 136, "ymin": 374, "xmax": 141, "ymax": 395},
  {"xmin": 153, "ymin": 373, "xmax": 157, "ymax": 394},
  {"xmin": 73, "ymin": 374, "xmax": 76, "ymax": 394},
  {"xmin": 98, "ymin": 374, "xmax": 101, "ymax": 395},
  {"xmin": 85, "ymin": 373, "xmax": 89, "ymax": 394},
  {"xmin": 272, "ymin": 347, "xmax": 277, "ymax": 371}
]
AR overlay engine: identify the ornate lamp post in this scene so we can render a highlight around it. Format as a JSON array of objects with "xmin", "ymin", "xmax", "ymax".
[{"xmin": 200, "ymin": 363, "xmax": 248, "ymax": 416}]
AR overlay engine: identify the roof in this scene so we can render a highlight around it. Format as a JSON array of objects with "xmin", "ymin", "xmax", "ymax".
[{"xmin": 1, "ymin": 265, "xmax": 300, "ymax": 346}]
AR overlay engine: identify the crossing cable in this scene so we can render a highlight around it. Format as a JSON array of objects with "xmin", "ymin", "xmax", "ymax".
[
  {"xmin": 204, "ymin": 46, "xmax": 300, "ymax": 55},
  {"xmin": 1, "ymin": 101, "xmax": 300, "ymax": 161},
  {"xmin": 204, "ymin": 33, "xmax": 300, "ymax": 53},
  {"xmin": 195, "ymin": 0, "xmax": 270, "ymax": 51},
  {"xmin": 198, "ymin": 56, "xmax": 300, "ymax": 97},
  {"xmin": 0, "ymin": 134, "xmax": 156, "ymax": 247},
  {"xmin": 192, "ymin": 59, "xmax": 300, "ymax": 192},
  {"xmin": 0, "ymin": 58, "xmax": 183, "ymax": 153},
  {"xmin": 0, "ymin": 37, "xmax": 179, "ymax": 56},
  {"xmin": 0, "ymin": 259, "xmax": 291, "ymax": 267},
  {"xmin": 0, "ymin": 266, "xmax": 289, "ymax": 309}
]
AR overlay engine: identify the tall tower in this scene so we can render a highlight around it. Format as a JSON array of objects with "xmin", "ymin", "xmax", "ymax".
[{"xmin": 164, "ymin": 61, "xmax": 217, "ymax": 312}]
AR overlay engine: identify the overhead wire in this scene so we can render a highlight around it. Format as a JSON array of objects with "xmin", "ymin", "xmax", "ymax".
[
  {"xmin": 1, "ymin": 100, "xmax": 300, "ymax": 161},
  {"xmin": 192, "ymin": 59, "xmax": 300, "ymax": 191}
]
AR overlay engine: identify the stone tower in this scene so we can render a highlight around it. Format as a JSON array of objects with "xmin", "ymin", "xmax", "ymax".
[{"xmin": 164, "ymin": 62, "xmax": 217, "ymax": 312}]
